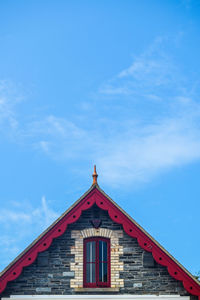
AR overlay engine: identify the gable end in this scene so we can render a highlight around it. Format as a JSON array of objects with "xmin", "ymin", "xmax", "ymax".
[{"xmin": 0, "ymin": 185, "xmax": 199, "ymax": 297}]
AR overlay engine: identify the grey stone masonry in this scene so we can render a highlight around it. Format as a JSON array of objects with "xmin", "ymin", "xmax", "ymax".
[{"xmin": 0, "ymin": 204, "xmax": 196, "ymax": 299}]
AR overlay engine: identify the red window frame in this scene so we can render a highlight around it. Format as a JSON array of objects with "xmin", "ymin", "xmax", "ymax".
[{"xmin": 83, "ymin": 237, "xmax": 110, "ymax": 288}]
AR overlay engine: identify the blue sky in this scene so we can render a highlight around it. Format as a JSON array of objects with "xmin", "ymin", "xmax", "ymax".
[{"xmin": 0, "ymin": 0, "xmax": 200, "ymax": 276}]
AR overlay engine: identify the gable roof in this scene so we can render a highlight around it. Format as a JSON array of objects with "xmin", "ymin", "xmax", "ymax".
[{"xmin": 0, "ymin": 184, "xmax": 199, "ymax": 297}]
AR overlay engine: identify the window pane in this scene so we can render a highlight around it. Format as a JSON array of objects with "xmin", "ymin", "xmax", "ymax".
[
  {"xmin": 99, "ymin": 240, "xmax": 107, "ymax": 262},
  {"xmin": 86, "ymin": 241, "xmax": 96, "ymax": 262},
  {"xmin": 99, "ymin": 262, "xmax": 108, "ymax": 283},
  {"xmin": 86, "ymin": 263, "xmax": 95, "ymax": 283},
  {"xmin": 84, "ymin": 238, "xmax": 109, "ymax": 286}
]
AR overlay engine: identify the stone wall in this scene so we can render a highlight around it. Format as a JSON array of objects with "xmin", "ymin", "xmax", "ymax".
[{"xmin": 0, "ymin": 204, "xmax": 193, "ymax": 298}]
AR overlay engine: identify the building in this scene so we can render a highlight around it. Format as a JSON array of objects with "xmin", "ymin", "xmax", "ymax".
[{"xmin": 0, "ymin": 167, "xmax": 199, "ymax": 300}]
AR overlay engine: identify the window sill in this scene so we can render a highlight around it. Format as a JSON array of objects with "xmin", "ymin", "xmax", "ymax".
[{"xmin": 74, "ymin": 287, "xmax": 119, "ymax": 293}]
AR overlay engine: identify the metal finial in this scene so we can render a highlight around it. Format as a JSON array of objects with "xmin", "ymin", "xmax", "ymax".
[{"xmin": 92, "ymin": 165, "xmax": 98, "ymax": 185}]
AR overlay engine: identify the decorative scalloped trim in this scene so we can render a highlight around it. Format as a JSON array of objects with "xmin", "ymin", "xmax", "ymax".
[{"xmin": 0, "ymin": 188, "xmax": 199, "ymax": 296}]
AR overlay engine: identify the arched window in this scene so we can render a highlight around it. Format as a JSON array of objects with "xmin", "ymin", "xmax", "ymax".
[{"xmin": 83, "ymin": 237, "xmax": 110, "ymax": 287}]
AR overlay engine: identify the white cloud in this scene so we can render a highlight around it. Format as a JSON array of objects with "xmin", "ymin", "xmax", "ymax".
[
  {"xmin": 27, "ymin": 115, "xmax": 93, "ymax": 160},
  {"xmin": 24, "ymin": 107, "xmax": 200, "ymax": 188},
  {"xmin": 0, "ymin": 197, "xmax": 59, "ymax": 229},
  {"xmin": 0, "ymin": 197, "xmax": 59, "ymax": 271},
  {"xmin": 21, "ymin": 35, "xmax": 200, "ymax": 186},
  {"xmin": 0, "ymin": 236, "xmax": 20, "ymax": 267},
  {"xmin": 29, "ymin": 115, "xmax": 86, "ymax": 138},
  {"xmin": 89, "ymin": 36, "xmax": 200, "ymax": 186},
  {"xmin": 99, "ymin": 36, "xmax": 185, "ymax": 97},
  {"xmin": 0, "ymin": 80, "xmax": 23, "ymax": 131},
  {"xmin": 97, "ymin": 116, "xmax": 200, "ymax": 186},
  {"xmin": 1, "ymin": 37, "xmax": 200, "ymax": 188},
  {"xmin": 0, "ymin": 211, "xmax": 31, "ymax": 222},
  {"xmin": 39, "ymin": 140, "xmax": 51, "ymax": 153},
  {"xmin": 99, "ymin": 86, "xmax": 131, "ymax": 95},
  {"xmin": 32, "ymin": 196, "xmax": 59, "ymax": 228}
]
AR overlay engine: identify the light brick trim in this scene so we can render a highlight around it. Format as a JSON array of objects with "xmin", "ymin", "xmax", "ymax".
[
  {"xmin": 70, "ymin": 229, "xmax": 124, "ymax": 289},
  {"xmin": 81, "ymin": 228, "xmax": 113, "ymax": 238}
]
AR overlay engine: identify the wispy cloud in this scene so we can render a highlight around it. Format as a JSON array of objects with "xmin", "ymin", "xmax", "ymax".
[
  {"xmin": 87, "ymin": 36, "xmax": 200, "ymax": 185},
  {"xmin": 0, "ymin": 196, "xmax": 59, "ymax": 229},
  {"xmin": 28, "ymin": 115, "xmax": 92, "ymax": 160},
  {"xmin": 33, "ymin": 196, "xmax": 59, "ymax": 228},
  {"xmin": 0, "ymin": 197, "xmax": 59, "ymax": 271},
  {"xmin": 26, "ymin": 107, "xmax": 200, "ymax": 187},
  {"xmin": 27, "ymin": 36, "xmax": 200, "ymax": 187},
  {"xmin": 1, "ymin": 36, "xmax": 200, "ymax": 187},
  {"xmin": 99, "ymin": 37, "xmax": 185, "ymax": 98},
  {"xmin": 97, "ymin": 116, "xmax": 200, "ymax": 185},
  {"xmin": 0, "ymin": 80, "xmax": 24, "ymax": 132}
]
